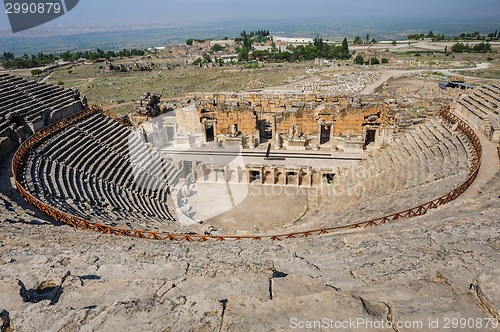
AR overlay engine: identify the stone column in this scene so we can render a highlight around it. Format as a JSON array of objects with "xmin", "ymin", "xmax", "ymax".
[
  {"xmin": 329, "ymin": 122, "xmax": 335, "ymax": 144},
  {"xmin": 317, "ymin": 122, "xmax": 322, "ymax": 148},
  {"xmin": 246, "ymin": 169, "xmax": 250, "ymax": 184},
  {"xmin": 213, "ymin": 121, "xmax": 218, "ymax": 143},
  {"xmin": 362, "ymin": 126, "xmax": 367, "ymax": 148},
  {"xmin": 274, "ymin": 131, "xmax": 281, "ymax": 150},
  {"xmin": 272, "ymin": 115, "xmax": 276, "ymax": 140},
  {"xmin": 202, "ymin": 120, "xmax": 207, "ymax": 143}
]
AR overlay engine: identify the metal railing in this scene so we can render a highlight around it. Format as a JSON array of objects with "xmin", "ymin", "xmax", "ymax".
[{"xmin": 11, "ymin": 106, "xmax": 482, "ymax": 241}]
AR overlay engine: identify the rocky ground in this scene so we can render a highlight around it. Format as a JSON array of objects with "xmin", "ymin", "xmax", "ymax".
[
  {"xmin": 2, "ymin": 39, "xmax": 499, "ymax": 332},
  {"xmin": 0, "ymin": 138, "xmax": 499, "ymax": 331}
]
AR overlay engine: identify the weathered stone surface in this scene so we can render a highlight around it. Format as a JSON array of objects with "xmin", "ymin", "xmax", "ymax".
[
  {"xmin": 0, "ymin": 72, "xmax": 498, "ymax": 331},
  {"xmin": 473, "ymin": 270, "xmax": 500, "ymax": 321},
  {"xmin": 1, "ymin": 177, "xmax": 498, "ymax": 331}
]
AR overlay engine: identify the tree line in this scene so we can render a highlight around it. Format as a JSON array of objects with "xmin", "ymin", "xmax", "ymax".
[
  {"xmin": 353, "ymin": 34, "xmax": 377, "ymax": 44},
  {"xmin": 241, "ymin": 30, "xmax": 270, "ymax": 37},
  {"xmin": 242, "ymin": 36, "xmax": 351, "ymax": 63},
  {"xmin": 407, "ymin": 30, "xmax": 499, "ymax": 41},
  {"xmin": 0, "ymin": 48, "xmax": 145, "ymax": 69},
  {"xmin": 451, "ymin": 41, "xmax": 492, "ymax": 53}
]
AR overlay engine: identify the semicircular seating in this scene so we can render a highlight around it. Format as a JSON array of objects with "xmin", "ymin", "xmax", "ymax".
[
  {"xmin": 21, "ymin": 112, "xmax": 186, "ymax": 233},
  {"xmin": 15, "ymin": 106, "xmax": 479, "ymax": 239},
  {"xmin": 288, "ymin": 116, "xmax": 474, "ymax": 232},
  {"xmin": 0, "ymin": 73, "xmax": 83, "ymax": 159},
  {"xmin": 456, "ymin": 84, "xmax": 500, "ymax": 143}
]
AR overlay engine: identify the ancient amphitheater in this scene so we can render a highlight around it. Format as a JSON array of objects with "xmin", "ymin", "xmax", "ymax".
[{"xmin": 0, "ymin": 72, "xmax": 499, "ymax": 331}]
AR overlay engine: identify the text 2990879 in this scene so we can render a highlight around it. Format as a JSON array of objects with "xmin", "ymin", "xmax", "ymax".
[{"xmin": 5, "ymin": 2, "xmax": 62, "ymax": 14}]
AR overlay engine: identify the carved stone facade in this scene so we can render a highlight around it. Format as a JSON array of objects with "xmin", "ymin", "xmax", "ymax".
[
  {"xmin": 185, "ymin": 92, "xmax": 393, "ymax": 151},
  {"xmin": 188, "ymin": 162, "xmax": 336, "ymax": 187},
  {"xmin": 137, "ymin": 92, "xmax": 396, "ymax": 152}
]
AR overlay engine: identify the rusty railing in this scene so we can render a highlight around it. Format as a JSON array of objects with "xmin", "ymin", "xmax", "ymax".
[{"xmin": 11, "ymin": 106, "xmax": 482, "ymax": 241}]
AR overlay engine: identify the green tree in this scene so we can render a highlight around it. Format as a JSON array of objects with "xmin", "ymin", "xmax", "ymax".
[
  {"xmin": 314, "ymin": 37, "xmax": 324, "ymax": 51},
  {"xmin": 340, "ymin": 38, "xmax": 351, "ymax": 59},
  {"xmin": 242, "ymin": 35, "xmax": 252, "ymax": 49},
  {"xmin": 354, "ymin": 55, "xmax": 364, "ymax": 65},
  {"xmin": 270, "ymin": 42, "xmax": 279, "ymax": 53},
  {"xmin": 473, "ymin": 41, "xmax": 492, "ymax": 53},
  {"xmin": 407, "ymin": 34, "xmax": 425, "ymax": 40},
  {"xmin": 210, "ymin": 44, "xmax": 224, "ymax": 52},
  {"xmin": 202, "ymin": 52, "xmax": 211, "ymax": 62},
  {"xmin": 451, "ymin": 42, "xmax": 468, "ymax": 52},
  {"xmin": 1, "ymin": 52, "xmax": 14, "ymax": 60},
  {"xmin": 251, "ymin": 50, "xmax": 270, "ymax": 62},
  {"xmin": 239, "ymin": 47, "xmax": 249, "ymax": 61},
  {"xmin": 354, "ymin": 36, "xmax": 363, "ymax": 44},
  {"xmin": 192, "ymin": 58, "xmax": 202, "ymax": 66},
  {"xmin": 435, "ymin": 34, "xmax": 445, "ymax": 41}
]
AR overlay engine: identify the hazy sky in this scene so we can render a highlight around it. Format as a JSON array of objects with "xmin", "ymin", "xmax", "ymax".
[{"xmin": 1, "ymin": 0, "xmax": 499, "ymax": 33}]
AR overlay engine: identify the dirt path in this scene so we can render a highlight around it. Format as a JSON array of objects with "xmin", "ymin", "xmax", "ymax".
[
  {"xmin": 452, "ymin": 112, "xmax": 499, "ymax": 201},
  {"xmin": 39, "ymin": 73, "xmax": 52, "ymax": 83},
  {"xmin": 358, "ymin": 70, "xmax": 402, "ymax": 94},
  {"xmin": 359, "ymin": 62, "xmax": 491, "ymax": 95}
]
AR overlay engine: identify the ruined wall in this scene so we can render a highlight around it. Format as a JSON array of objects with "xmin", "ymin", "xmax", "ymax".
[
  {"xmin": 201, "ymin": 108, "xmax": 257, "ymax": 135},
  {"xmin": 187, "ymin": 92, "xmax": 391, "ymax": 138},
  {"xmin": 187, "ymin": 92, "xmax": 351, "ymax": 114},
  {"xmin": 334, "ymin": 104, "xmax": 390, "ymax": 136},
  {"xmin": 175, "ymin": 105, "xmax": 202, "ymax": 133},
  {"xmin": 276, "ymin": 109, "xmax": 330, "ymax": 136}
]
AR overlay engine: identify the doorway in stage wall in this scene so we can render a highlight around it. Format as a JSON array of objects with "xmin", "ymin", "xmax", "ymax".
[
  {"xmin": 264, "ymin": 121, "xmax": 272, "ymax": 140},
  {"xmin": 205, "ymin": 124, "xmax": 214, "ymax": 142},
  {"xmin": 365, "ymin": 129, "xmax": 376, "ymax": 147},
  {"xmin": 320, "ymin": 125, "xmax": 331, "ymax": 145},
  {"xmin": 166, "ymin": 126, "xmax": 175, "ymax": 142}
]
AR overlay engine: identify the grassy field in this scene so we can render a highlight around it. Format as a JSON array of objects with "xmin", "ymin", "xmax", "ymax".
[
  {"xmin": 5, "ymin": 43, "xmax": 498, "ymax": 115},
  {"xmin": 455, "ymin": 54, "xmax": 500, "ymax": 80},
  {"xmin": 40, "ymin": 61, "xmax": 316, "ymax": 114}
]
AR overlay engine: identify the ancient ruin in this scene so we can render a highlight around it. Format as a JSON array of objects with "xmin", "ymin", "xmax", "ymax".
[
  {"xmin": 0, "ymin": 69, "xmax": 492, "ymax": 239},
  {"xmin": 184, "ymin": 93, "xmax": 391, "ymax": 152},
  {"xmin": 455, "ymin": 84, "xmax": 500, "ymax": 143},
  {"xmin": 0, "ymin": 69, "xmax": 498, "ymax": 330},
  {"xmin": 0, "ymin": 73, "xmax": 85, "ymax": 160}
]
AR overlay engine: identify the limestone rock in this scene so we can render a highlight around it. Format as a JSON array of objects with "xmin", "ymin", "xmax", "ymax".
[{"xmin": 473, "ymin": 270, "xmax": 500, "ymax": 321}]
